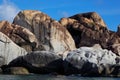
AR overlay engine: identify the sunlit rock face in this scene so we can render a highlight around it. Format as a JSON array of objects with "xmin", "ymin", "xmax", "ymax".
[
  {"xmin": 60, "ymin": 12, "xmax": 120, "ymax": 56},
  {"xmin": 0, "ymin": 21, "xmax": 39, "ymax": 52},
  {"xmin": 13, "ymin": 10, "xmax": 76, "ymax": 54},
  {"xmin": 0, "ymin": 32, "xmax": 27, "ymax": 66}
]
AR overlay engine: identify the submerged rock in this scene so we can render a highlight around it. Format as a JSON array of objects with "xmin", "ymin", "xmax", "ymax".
[
  {"xmin": 2, "ymin": 66, "xmax": 29, "ymax": 75},
  {"xmin": 13, "ymin": 10, "xmax": 76, "ymax": 54},
  {"xmin": 0, "ymin": 32, "xmax": 27, "ymax": 66},
  {"xmin": 5, "ymin": 51, "xmax": 64, "ymax": 74},
  {"xmin": 64, "ymin": 46, "xmax": 120, "ymax": 76},
  {"xmin": 0, "ymin": 21, "xmax": 39, "ymax": 52},
  {"xmin": 10, "ymin": 67, "xmax": 29, "ymax": 75}
]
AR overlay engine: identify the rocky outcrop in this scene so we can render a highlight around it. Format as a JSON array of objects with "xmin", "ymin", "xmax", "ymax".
[
  {"xmin": 60, "ymin": 12, "xmax": 120, "ymax": 56},
  {"xmin": 0, "ymin": 32, "xmax": 27, "ymax": 66},
  {"xmin": 64, "ymin": 46, "xmax": 120, "ymax": 77},
  {"xmin": 0, "ymin": 10, "xmax": 119, "ymax": 77},
  {"xmin": 0, "ymin": 21, "xmax": 39, "ymax": 52},
  {"xmin": 4, "ymin": 51, "xmax": 64, "ymax": 74},
  {"xmin": 13, "ymin": 10, "xmax": 76, "ymax": 54}
]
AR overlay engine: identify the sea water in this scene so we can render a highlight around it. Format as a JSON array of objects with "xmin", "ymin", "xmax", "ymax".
[{"xmin": 0, "ymin": 75, "xmax": 119, "ymax": 80}]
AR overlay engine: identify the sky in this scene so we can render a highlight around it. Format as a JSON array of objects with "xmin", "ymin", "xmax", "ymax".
[{"xmin": 0, "ymin": 0, "xmax": 120, "ymax": 31}]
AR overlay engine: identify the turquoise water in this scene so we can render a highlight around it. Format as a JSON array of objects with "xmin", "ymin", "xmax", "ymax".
[{"xmin": 0, "ymin": 75, "xmax": 119, "ymax": 80}]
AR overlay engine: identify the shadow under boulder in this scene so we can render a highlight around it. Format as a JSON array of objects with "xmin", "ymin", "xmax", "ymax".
[{"xmin": 1, "ymin": 51, "xmax": 64, "ymax": 75}]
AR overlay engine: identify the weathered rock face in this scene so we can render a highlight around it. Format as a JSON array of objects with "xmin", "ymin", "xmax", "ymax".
[
  {"xmin": 0, "ymin": 32, "xmax": 27, "ymax": 66},
  {"xmin": 13, "ymin": 10, "xmax": 76, "ymax": 53},
  {"xmin": 0, "ymin": 21, "xmax": 39, "ymax": 52},
  {"xmin": 60, "ymin": 12, "xmax": 120, "ymax": 55},
  {"xmin": 6, "ymin": 51, "xmax": 64, "ymax": 74},
  {"xmin": 64, "ymin": 46, "xmax": 120, "ymax": 76}
]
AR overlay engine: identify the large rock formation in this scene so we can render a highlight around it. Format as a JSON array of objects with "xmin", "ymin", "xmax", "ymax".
[
  {"xmin": 3, "ymin": 51, "xmax": 64, "ymax": 74},
  {"xmin": 0, "ymin": 10, "xmax": 119, "ymax": 77},
  {"xmin": 0, "ymin": 21, "xmax": 39, "ymax": 52},
  {"xmin": 0, "ymin": 32, "xmax": 27, "ymax": 66},
  {"xmin": 60, "ymin": 12, "xmax": 120, "ymax": 56},
  {"xmin": 64, "ymin": 45, "xmax": 120, "ymax": 76},
  {"xmin": 13, "ymin": 10, "xmax": 76, "ymax": 54}
]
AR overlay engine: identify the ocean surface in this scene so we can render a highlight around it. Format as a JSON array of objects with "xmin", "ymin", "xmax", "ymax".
[{"xmin": 0, "ymin": 75, "xmax": 120, "ymax": 80}]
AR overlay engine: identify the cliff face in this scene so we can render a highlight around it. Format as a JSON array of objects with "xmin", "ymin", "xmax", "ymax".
[
  {"xmin": 60, "ymin": 12, "xmax": 120, "ymax": 56},
  {"xmin": 13, "ymin": 10, "xmax": 76, "ymax": 53}
]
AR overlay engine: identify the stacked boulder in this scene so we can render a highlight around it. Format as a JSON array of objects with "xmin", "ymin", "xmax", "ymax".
[
  {"xmin": 0, "ymin": 10, "xmax": 76, "ymax": 74},
  {"xmin": 0, "ymin": 10, "xmax": 120, "ymax": 76}
]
